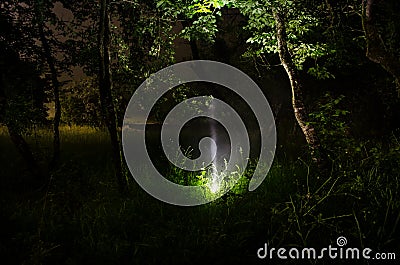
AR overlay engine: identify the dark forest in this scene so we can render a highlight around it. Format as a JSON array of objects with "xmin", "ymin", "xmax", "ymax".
[{"xmin": 1, "ymin": 0, "xmax": 399, "ymax": 264}]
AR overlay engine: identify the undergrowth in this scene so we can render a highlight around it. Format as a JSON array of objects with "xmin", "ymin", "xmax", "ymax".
[{"xmin": 0, "ymin": 125, "xmax": 399, "ymax": 264}]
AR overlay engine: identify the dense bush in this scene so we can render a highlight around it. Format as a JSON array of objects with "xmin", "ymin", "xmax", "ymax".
[
  {"xmin": 1, "ymin": 125, "xmax": 399, "ymax": 264},
  {"xmin": 61, "ymin": 78, "xmax": 103, "ymax": 127},
  {"xmin": 0, "ymin": 47, "xmax": 48, "ymax": 132}
]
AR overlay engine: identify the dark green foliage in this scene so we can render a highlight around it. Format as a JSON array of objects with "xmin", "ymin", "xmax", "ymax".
[
  {"xmin": 0, "ymin": 47, "xmax": 48, "ymax": 133},
  {"xmin": 61, "ymin": 78, "xmax": 103, "ymax": 127},
  {"xmin": 0, "ymin": 9, "xmax": 47, "ymax": 131},
  {"xmin": 309, "ymin": 93, "xmax": 353, "ymax": 156},
  {"xmin": 0, "ymin": 127, "xmax": 399, "ymax": 264},
  {"xmin": 0, "ymin": 0, "xmax": 399, "ymax": 264}
]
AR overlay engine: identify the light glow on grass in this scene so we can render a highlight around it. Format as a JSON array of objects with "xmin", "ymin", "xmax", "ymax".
[
  {"xmin": 208, "ymin": 174, "xmax": 220, "ymax": 193},
  {"xmin": 207, "ymin": 165, "xmax": 222, "ymax": 194}
]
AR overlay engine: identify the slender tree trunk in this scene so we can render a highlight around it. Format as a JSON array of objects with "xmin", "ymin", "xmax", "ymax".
[
  {"xmin": 0, "ymin": 73, "xmax": 44, "ymax": 184},
  {"xmin": 362, "ymin": 0, "xmax": 400, "ymax": 90},
  {"xmin": 38, "ymin": 24, "xmax": 61, "ymax": 166},
  {"xmin": 273, "ymin": 9, "xmax": 327, "ymax": 167},
  {"xmin": 34, "ymin": 0, "xmax": 61, "ymax": 166},
  {"xmin": 98, "ymin": 0, "xmax": 127, "ymax": 192},
  {"xmin": 188, "ymin": 38, "xmax": 200, "ymax": 60}
]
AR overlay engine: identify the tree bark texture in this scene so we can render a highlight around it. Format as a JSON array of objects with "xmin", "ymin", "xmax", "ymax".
[
  {"xmin": 362, "ymin": 0, "xmax": 400, "ymax": 90},
  {"xmin": 99, "ymin": 0, "xmax": 127, "ymax": 191},
  {"xmin": 273, "ymin": 9, "xmax": 327, "ymax": 167}
]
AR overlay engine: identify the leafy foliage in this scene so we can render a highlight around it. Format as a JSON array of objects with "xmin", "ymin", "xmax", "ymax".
[
  {"xmin": 1, "ymin": 0, "xmax": 400, "ymax": 264},
  {"xmin": 236, "ymin": 0, "xmax": 336, "ymax": 78},
  {"xmin": 309, "ymin": 93, "xmax": 353, "ymax": 156},
  {"xmin": 61, "ymin": 78, "xmax": 103, "ymax": 127},
  {"xmin": 0, "ymin": 48, "xmax": 48, "ymax": 133}
]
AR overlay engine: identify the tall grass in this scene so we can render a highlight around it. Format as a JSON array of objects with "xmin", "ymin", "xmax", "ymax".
[{"xmin": 0, "ymin": 126, "xmax": 399, "ymax": 264}]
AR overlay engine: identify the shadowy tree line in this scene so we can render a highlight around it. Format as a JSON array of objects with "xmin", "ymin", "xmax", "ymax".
[{"xmin": 1, "ymin": 0, "xmax": 399, "ymax": 190}]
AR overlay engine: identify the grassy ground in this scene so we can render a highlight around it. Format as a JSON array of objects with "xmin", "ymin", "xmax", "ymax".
[{"xmin": 0, "ymin": 126, "xmax": 399, "ymax": 264}]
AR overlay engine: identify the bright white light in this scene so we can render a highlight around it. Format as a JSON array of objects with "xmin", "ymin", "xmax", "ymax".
[
  {"xmin": 209, "ymin": 178, "xmax": 220, "ymax": 194},
  {"xmin": 208, "ymin": 165, "xmax": 221, "ymax": 194}
]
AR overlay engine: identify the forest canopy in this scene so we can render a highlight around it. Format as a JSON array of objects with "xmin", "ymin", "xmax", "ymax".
[{"xmin": 0, "ymin": 0, "xmax": 399, "ymax": 264}]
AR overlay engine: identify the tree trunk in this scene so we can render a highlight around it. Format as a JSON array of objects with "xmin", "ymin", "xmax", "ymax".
[
  {"xmin": 98, "ymin": 0, "xmax": 127, "ymax": 192},
  {"xmin": 273, "ymin": 9, "xmax": 327, "ymax": 167},
  {"xmin": 180, "ymin": 19, "xmax": 200, "ymax": 60},
  {"xmin": 37, "ymin": 23, "xmax": 61, "ymax": 166},
  {"xmin": 0, "ymin": 72, "xmax": 44, "ymax": 184},
  {"xmin": 362, "ymin": 0, "xmax": 400, "ymax": 90}
]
